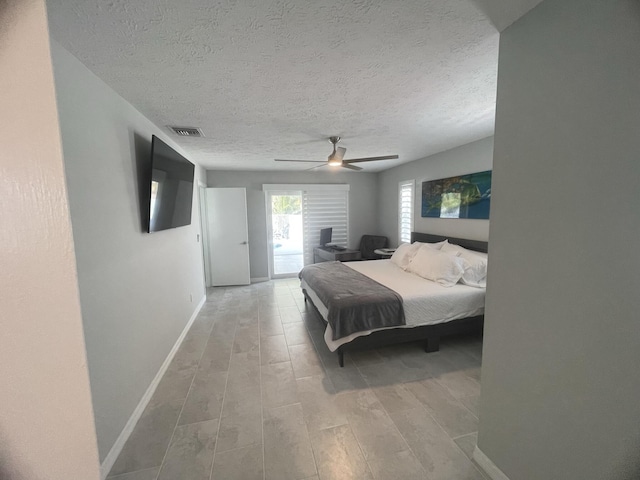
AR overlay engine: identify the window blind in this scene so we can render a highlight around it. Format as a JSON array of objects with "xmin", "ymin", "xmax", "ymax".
[
  {"xmin": 399, "ymin": 180, "xmax": 414, "ymax": 244},
  {"xmin": 302, "ymin": 189, "xmax": 349, "ymax": 265}
]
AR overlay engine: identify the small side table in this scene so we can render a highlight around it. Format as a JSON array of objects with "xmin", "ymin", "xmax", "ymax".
[{"xmin": 374, "ymin": 248, "xmax": 396, "ymax": 259}]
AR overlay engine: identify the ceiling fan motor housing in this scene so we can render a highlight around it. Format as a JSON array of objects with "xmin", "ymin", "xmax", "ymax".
[{"xmin": 328, "ymin": 137, "xmax": 344, "ymax": 165}]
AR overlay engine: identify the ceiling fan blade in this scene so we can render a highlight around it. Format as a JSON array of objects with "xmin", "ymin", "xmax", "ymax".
[
  {"xmin": 275, "ymin": 159, "xmax": 325, "ymax": 163},
  {"xmin": 336, "ymin": 146, "xmax": 346, "ymax": 161},
  {"xmin": 341, "ymin": 163, "xmax": 362, "ymax": 171},
  {"xmin": 343, "ymin": 154, "xmax": 399, "ymax": 163},
  {"xmin": 305, "ymin": 163, "xmax": 327, "ymax": 171}
]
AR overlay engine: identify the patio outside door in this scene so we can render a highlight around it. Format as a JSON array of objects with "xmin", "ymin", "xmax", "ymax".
[{"xmin": 267, "ymin": 192, "xmax": 303, "ymax": 278}]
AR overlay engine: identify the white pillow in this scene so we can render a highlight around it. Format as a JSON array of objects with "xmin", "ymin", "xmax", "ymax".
[
  {"xmin": 406, "ymin": 245, "xmax": 465, "ymax": 287},
  {"xmin": 389, "ymin": 242, "xmax": 421, "ymax": 270},
  {"xmin": 390, "ymin": 241, "xmax": 445, "ymax": 270},
  {"xmin": 441, "ymin": 242, "xmax": 488, "ymax": 287},
  {"xmin": 414, "ymin": 240, "xmax": 447, "ymax": 250},
  {"xmin": 440, "ymin": 241, "xmax": 487, "ymax": 258}
]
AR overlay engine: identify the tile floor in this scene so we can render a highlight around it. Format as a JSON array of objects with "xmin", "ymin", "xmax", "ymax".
[{"xmin": 107, "ymin": 279, "xmax": 486, "ymax": 480}]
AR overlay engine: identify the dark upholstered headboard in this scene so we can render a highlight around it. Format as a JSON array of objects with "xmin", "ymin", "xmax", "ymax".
[{"xmin": 410, "ymin": 232, "xmax": 488, "ymax": 253}]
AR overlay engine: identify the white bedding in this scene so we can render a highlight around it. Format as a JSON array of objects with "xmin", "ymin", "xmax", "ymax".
[{"xmin": 300, "ymin": 259, "xmax": 485, "ymax": 351}]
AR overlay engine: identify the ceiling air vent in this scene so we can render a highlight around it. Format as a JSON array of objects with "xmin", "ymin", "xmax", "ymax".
[{"xmin": 168, "ymin": 126, "xmax": 204, "ymax": 137}]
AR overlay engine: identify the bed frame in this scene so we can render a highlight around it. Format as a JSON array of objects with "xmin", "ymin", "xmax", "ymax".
[{"xmin": 302, "ymin": 232, "xmax": 488, "ymax": 367}]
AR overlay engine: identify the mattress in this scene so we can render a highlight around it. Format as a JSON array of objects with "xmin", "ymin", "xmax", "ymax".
[{"xmin": 300, "ymin": 259, "xmax": 486, "ymax": 351}]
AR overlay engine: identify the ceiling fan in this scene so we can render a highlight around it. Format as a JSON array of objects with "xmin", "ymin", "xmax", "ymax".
[{"xmin": 275, "ymin": 137, "xmax": 398, "ymax": 171}]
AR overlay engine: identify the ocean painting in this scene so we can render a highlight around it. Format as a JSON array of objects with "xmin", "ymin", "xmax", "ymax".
[{"xmin": 421, "ymin": 170, "xmax": 492, "ymax": 219}]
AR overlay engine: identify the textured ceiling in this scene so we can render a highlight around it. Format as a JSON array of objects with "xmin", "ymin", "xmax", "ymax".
[{"xmin": 46, "ymin": 0, "xmax": 542, "ymax": 172}]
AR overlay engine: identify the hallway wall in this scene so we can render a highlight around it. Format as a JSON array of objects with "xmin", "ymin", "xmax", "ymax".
[
  {"xmin": 51, "ymin": 42, "xmax": 206, "ymax": 462},
  {"xmin": 478, "ymin": 1, "xmax": 640, "ymax": 478}
]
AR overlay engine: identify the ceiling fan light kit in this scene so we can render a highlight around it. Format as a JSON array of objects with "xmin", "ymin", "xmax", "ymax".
[
  {"xmin": 327, "ymin": 137, "xmax": 345, "ymax": 166},
  {"xmin": 275, "ymin": 136, "xmax": 398, "ymax": 171}
]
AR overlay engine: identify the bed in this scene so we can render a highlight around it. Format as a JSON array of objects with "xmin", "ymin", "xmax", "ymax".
[{"xmin": 299, "ymin": 232, "xmax": 488, "ymax": 366}]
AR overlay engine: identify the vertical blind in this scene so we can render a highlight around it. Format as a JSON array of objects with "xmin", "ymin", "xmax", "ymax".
[
  {"xmin": 399, "ymin": 180, "xmax": 414, "ymax": 244},
  {"xmin": 302, "ymin": 188, "xmax": 349, "ymax": 265}
]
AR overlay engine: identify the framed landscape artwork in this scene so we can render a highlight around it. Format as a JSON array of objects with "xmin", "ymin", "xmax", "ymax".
[{"xmin": 421, "ymin": 170, "xmax": 492, "ymax": 219}]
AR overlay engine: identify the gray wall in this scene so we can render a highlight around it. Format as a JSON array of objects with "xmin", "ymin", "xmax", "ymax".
[
  {"xmin": 52, "ymin": 43, "xmax": 206, "ymax": 461},
  {"xmin": 206, "ymin": 170, "xmax": 378, "ymax": 279},
  {"xmin": 0, "ymin": 2, "xmax": 100, "ymax": 478},
  {"xmin": 378, "ymin": 137, "xmax": 493, "ymax": 246},
  {"xmin": 478, "ymin": 1, "xmax": 640, "ymax": 479}
]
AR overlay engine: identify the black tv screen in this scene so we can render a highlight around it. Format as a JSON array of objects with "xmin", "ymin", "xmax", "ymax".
[{"xmin": 148, "ymin": 135, "xmax": 195, "ymax": 233}]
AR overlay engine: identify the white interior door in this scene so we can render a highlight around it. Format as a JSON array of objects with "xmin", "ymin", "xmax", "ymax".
[{"xmin": 205, "ymin": 187, "xmax": 251, "ymax": 286}]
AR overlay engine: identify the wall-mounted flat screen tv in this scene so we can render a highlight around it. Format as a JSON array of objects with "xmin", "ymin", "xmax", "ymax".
[{"xmin": 148, "ymin": 135, "xmax": 195, "ymax": 233}]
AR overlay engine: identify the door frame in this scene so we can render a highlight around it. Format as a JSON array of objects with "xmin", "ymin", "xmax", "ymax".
[{"xmin": 198, "ymin": 184, "xmax": 212, "ymax": 287}]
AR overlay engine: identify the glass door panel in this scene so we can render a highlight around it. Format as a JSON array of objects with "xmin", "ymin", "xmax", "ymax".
[{"xmin": 269, "ymin": 193, "xmax": 303, "ymax": 277}]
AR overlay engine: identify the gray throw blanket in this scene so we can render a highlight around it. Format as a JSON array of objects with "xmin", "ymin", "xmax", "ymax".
[{"xmin": 299, "ymin": 261, "xmax": 405, "ymax": 340}]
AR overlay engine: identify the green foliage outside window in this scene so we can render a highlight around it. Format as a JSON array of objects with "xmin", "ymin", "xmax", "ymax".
[{"xmin": 272, "ymin": 195, "xmax": 301, "ymax": 215}]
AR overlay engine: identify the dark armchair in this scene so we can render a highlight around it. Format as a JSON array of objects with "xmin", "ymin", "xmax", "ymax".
[{"xmin": 358, "ymin": 234, "xmax": 389, "ymax": 260}]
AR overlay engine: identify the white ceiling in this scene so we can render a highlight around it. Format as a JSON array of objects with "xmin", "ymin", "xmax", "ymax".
[{"xmin": 46, "ymin": 0, "xmax": 542, "ymax": 172}]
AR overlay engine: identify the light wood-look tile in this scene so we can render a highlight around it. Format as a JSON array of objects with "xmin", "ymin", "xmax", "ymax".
[{"xmin": 110, "ymin": 281, "xmax": 485, "ymax": 480}]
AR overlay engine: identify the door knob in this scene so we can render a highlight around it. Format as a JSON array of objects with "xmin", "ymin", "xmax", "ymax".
[{"xmin": 241, "ymin": 241, "xmax": 248, "ymax": 245}]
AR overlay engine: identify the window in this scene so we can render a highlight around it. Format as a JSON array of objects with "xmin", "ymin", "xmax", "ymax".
[
  {"xmin": 399, "ymin": 180, "xmax": 414, "ymax": 244},
  {"xmin": 302, "ymin": 186, "xmax": 349, "ymax": 265}
]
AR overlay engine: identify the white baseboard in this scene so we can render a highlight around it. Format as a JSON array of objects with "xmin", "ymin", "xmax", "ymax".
[
  {"xmin": 250, "ymin": 277, "xmax": 269, "ymax": 283},
  {"xmin": 100, "ymin": 295, "xmax": 206, "ymax": 479},
  {"xmin": 473, "ymin": 446, "xmax": 511, "ymax": 480}
]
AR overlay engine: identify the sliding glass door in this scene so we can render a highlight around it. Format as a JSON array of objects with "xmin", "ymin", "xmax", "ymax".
[
  {"xmin": 267, "ymin": 192, "xmax": 304, "ymax": 278},
  {"xmin": 264, "ymin": 184, "xmax": 350, "ymax": 278}
]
